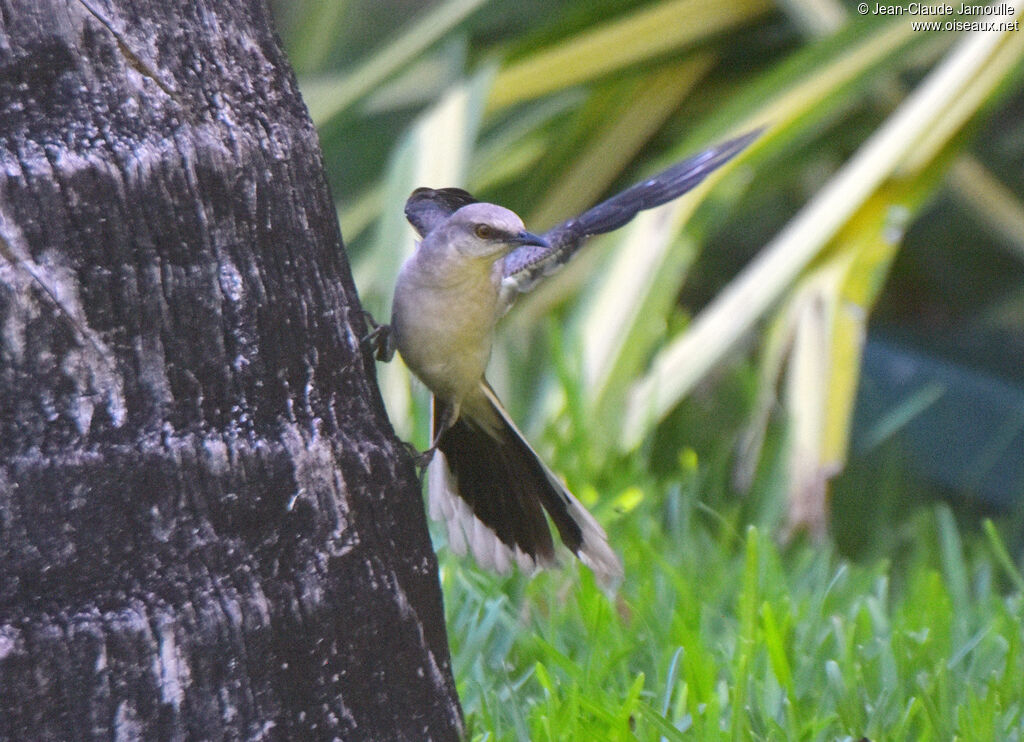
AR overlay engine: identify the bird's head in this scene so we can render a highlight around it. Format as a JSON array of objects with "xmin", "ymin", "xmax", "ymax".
[{"xmin": 442, "ymin": 203, "xmax": 549, "ymax": 260}]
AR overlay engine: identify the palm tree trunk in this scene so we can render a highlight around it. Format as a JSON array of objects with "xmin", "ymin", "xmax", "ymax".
[{"xmin": 0, "ymin": 1, "xmax": 462, "ymax": 739}]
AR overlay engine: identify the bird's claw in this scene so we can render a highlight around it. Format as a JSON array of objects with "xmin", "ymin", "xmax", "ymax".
[
  {"xmin": 398, "ymin": 440, "xmax": 436, "ymax": 481},
  {"xmin": 361, "ymin": 311, "xmax": 395, "ymax": 362},
  {"xmin": 414, "ymin": 446, "xmax": 437, "ymax": 472}
]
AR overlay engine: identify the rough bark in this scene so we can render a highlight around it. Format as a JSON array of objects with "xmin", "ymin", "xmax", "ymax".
[{"xmin": 0, "ymin": 1, "xmax": 463, "ymax": 740}]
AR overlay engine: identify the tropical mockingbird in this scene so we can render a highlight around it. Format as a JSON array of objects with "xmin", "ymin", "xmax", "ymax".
[{"xmin": 369, "ymin": 129, "xmax": 759, "ymax": 586}]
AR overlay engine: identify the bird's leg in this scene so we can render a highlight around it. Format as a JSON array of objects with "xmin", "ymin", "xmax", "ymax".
[
  {"xmin": 396, "ymin": 416, "xmax": 453, "ymax": 474},
  {"xmin": 397, "ymin": 439, "xmax": 433, "ymax": 474},
  {"xmin": 360, "ymin": 310, "xmax": 395, "ymax": 362},
  {"xmin": 410, "ymin": 399, "xmax": 460, "ymax": 472},
  {"xmin": 430, "ymin": 400, "xmax": 460, "ymax": 450}
]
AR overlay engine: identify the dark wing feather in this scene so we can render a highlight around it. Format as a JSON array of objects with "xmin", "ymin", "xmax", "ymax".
[
  {"xmin": 404, "ymin": 187, "xmax": 479, "ymax": 237},
  {"xmin": 501, "ymin": 128, "xmax": 762, "ymax": 295}
]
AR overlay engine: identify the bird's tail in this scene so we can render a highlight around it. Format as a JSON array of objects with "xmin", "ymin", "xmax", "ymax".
[{"xmin": 427, "ymin": 382, "xmax": 622, "ymax": 588}]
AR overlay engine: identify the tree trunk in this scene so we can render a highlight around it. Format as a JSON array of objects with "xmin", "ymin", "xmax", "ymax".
[{"xmin": 0, "ymin": 1, "xmax": 463, "ymax": 740}]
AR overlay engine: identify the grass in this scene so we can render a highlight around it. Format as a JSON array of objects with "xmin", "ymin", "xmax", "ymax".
[
  {"xmin": 441, "ymin": 498, "xmax": 1024, "ymax": 740},
  {"xmin": 437, "ymin": 362, "xmax": 1024, "ymax": 741}
]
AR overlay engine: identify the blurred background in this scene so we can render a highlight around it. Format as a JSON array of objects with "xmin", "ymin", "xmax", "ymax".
[
  {"xmin": 271, "ymin": 1, "xmax": 1024, "ymax": 736},
  {"xmin": 273, "ymin": 0, "xmax": 1024, "ymax": 551}
]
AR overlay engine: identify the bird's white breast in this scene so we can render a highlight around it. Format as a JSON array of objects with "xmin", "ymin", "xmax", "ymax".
[{"xmin": 391, "ymin": 251, "xmax": 502, "ymax": 404}]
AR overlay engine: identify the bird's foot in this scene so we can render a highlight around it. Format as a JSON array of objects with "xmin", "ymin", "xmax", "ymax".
[
  {"xmin": 413, "ymin": 444, "xmax": 437, "ymax": 472},
  {"xmin": 397, "ymin": 440, "xmax": 436, "ymax": 471},
  {"xmin": 361, "ymin": 311, "xmax": 395, "ymax": 362}
]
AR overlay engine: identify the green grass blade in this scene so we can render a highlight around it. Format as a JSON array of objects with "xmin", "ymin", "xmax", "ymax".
[{"xmin": 982, "ymin": 519, "xmax": 1024, "ymax": 593}]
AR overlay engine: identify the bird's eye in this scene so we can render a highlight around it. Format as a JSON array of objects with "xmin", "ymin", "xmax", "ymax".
[{"xmin": 474, "ymin": 224, "xmax": 495, "ymax": 240}]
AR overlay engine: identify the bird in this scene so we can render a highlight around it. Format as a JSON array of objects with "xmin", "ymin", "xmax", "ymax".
[{"xmin": 368, "ymin": 129, "xmax": 760, "ymax": 586}]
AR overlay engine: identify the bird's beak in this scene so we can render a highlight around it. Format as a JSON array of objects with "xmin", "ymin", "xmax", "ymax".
[{"xmin": 511, "ymin": 230, "xmax": 550, "ymax": 249}]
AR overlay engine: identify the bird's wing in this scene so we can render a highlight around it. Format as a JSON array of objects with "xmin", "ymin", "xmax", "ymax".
[
  {"xmin": 499, "ymin": 128, "xmax": 762, "ymax": 302},
  {"xmin": 404, "ymin": 187, "xmax": 479, "ymax": 237}
]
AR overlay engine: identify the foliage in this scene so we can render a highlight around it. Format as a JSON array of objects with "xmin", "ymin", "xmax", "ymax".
[
  {"xmin": 275, "ymin": 0, "xmax": 1024, "ymax": 737},
  {"xmin": 443, "ymin": 505, "xmax": 1024, "ymax": 741}
]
